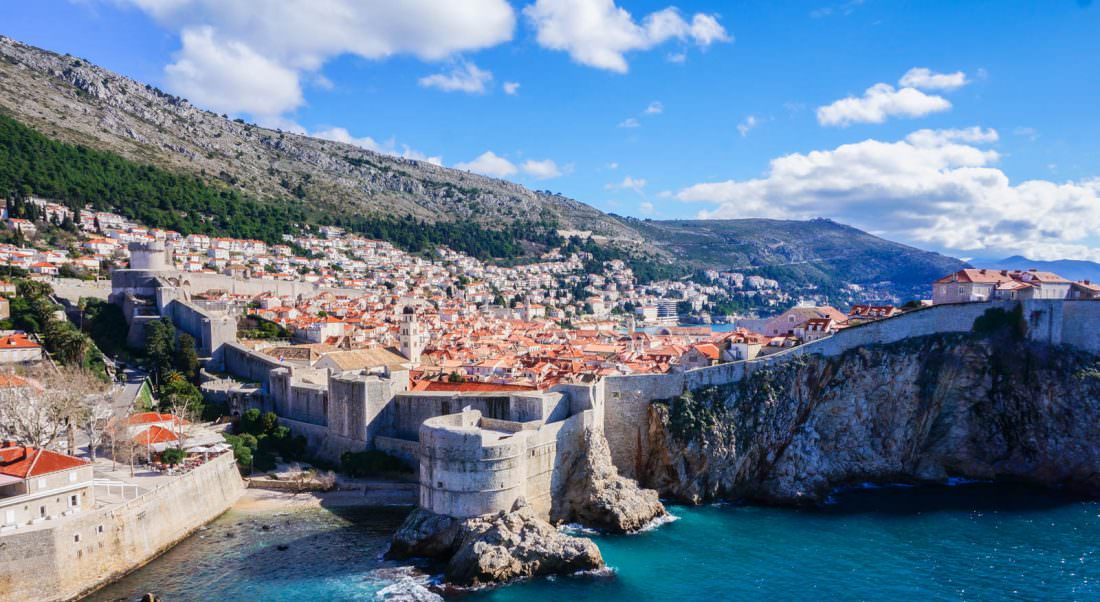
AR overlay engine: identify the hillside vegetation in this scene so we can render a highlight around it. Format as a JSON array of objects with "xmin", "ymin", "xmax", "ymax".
[{"xmin": 626, "ymin": 217, "xmax": 966, "ymax": 299}]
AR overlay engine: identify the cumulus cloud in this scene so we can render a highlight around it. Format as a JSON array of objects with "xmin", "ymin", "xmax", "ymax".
[
  {"xmin": 418, "ymin": 61, "xmax": 493, "ymax": 94},
  {"xmin": 674, "ymin": 127, "xmax": 1100, "ymax": 261},
  {"xmin": 521, "ymin": 158, "xmax": 564, "ymax": 179},
  {"xmin": 503, "ymin": 81, "xmax": 521, "ymax": 95},
  {"xmin": 644, "ymin": 101, "xmax": 664, "ymax": 115},
  {"xmin": 523, "ymin": 0, "xmax": 730, "ymax": 73},
  {"xmin": 118, "ymin": 0, "xmax": 515, "ymax": 116},
  {"xmin": 737, "ymin": 115, "xmax": 758, "ymax": 137},
  {"xmin": 312, "ymin": 126, "xmax": 442, "ymax": 165},
  {"xmin": 639, "ymin": 201, "xmax": 655, "ymax": 214},
  {"xmin": 165, "ymin": 27, "xmax": 303, "ymax": 116},
  {"xmin": 899, "ymin": 67, "xmax": 969, "ymax": 91},
  {"xmin": 818, "ymin": 68, "xmax": 969, "ymax": 127},
  {"xmin": 618, "ymin": 117, "xmax": 640, "ymax": 128},
  {"xmin": 606, "ymin": 176, "xmax": 647, "ymax": 193},
  {"xmin": 817, "ymin": 83, "xmax": 951, "ymax": 126},
  {"xmin": 455, "ymin": 151, "xmax": 518, "ymax": 178}
]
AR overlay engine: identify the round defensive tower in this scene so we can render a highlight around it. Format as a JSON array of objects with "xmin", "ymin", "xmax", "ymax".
[{"xmin": 128, "ymin": 240, "xmax": 170, "ymax": 271}]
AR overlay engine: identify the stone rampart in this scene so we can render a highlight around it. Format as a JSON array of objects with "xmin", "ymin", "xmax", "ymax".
[
  {"xmin": 601, "ymin": 300, "xmax": 1100, "ymax": 478},
  {"xmin": 0, "ymin": 452, "xmax": 244, "ymax": 602},
  {"xmin": 417, "ymin": 408, "xmax": 595, "ymax": 520}
]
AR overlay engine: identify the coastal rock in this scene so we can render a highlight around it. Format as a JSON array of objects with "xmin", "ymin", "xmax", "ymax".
[
  {"xmin": 553, "ymin": 428, "xmax": 667, "ymax": 532},
  {"xmin": 644, "ymin": 332, "xmax": 1100, "ymax": 504},
  {"xmin": 388, "ymin": 499, "xmax": 604, "ymax": 587}
]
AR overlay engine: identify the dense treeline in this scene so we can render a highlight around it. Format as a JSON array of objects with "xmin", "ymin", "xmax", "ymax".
[
  {"xmin": 336, "ymin": 214, "xmax": 563, "ymax": 260},
  {"xmin": 0, "ymin": 113, "xmax": 676, "ymax": 272},
  {"xmin": 0, "ymin": 114, "xmax": 562, "ymax": 259},
  {"xmin": 561, "ymin": 235, "xmax": 686, "ymax": 284},
  {"xmin": 0, "ymin": 114, "xmax": 308, "ymax": 242}
]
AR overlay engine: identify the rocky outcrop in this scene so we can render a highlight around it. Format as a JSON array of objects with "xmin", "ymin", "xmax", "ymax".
[
  {"xmin": 388, "ymin": 499, "xmax": 604, "ymax": 587},
  {"xmin": 644, "ymin": 333, "xmax": 1100, "ymax": 504},
  {"xmin": 553, "ymin": 428, "xmax": 667, "ymax": 532}
]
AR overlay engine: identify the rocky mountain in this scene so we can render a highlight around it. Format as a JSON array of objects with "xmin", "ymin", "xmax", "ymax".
[
  {"xmin": 0, "ymin": 35, "xmax": 638, "ymax": 241},
  {"xmin": 643, "ymin": 330, "xmax": 1100, "ymax": 504},
  {"xmin": 0, "ymin": 34, "xmax": 969, "ymax": 299},
  {"xmin": 627, "ymin": 217, "xmax": 967, "ymax": 299}
]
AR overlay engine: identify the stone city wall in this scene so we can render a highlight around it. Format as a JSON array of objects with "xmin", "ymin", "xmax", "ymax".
[
  {"xmin": 601, "ymin": 300, "xmax": 1100, "ymax": 478},
  {"xmin": 0, "ymin": 452, "xmax": 244, "ymax": 602}
]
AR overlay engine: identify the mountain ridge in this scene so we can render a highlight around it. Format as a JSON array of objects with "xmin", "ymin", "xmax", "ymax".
[{"xmin": 0, "ymin": 33, "xmax": 969, "ymax": 300}]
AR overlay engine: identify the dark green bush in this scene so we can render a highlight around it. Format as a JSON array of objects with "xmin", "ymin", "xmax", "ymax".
[{"xmin": 340, "ymin": 450, "xmax": 412, "ymax": 477}]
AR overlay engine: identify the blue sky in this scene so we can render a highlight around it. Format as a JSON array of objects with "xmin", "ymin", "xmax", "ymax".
[{"xmin": 2, "ymin": 1, "xmax": 1099, "ymax": 261}]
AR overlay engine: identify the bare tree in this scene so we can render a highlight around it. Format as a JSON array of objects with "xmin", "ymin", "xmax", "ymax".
[
  {"xmin": 107, "ymin": 413, "xmax": 139, "ymax": 477},
  {"xmin": 0, "ymin": 366, "xmax": 112, "ymax": 453},
  {"xmin": 78, "ymin": 396, "xmax": 117, "ymax": 461}
]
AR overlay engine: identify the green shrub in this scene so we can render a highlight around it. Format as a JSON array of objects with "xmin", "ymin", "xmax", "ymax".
[
  {"xmin": 340, "ymin": 450, "xmax": 412, "ymax": 477},
  {"xmin": 161, "ymin": 447, "xmax": 186, "ymax": 465}
]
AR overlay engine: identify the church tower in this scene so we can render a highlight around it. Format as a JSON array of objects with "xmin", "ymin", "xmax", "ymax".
[{"xmin": 399, "ymin": 306, "xmax": 423, "ymax": 364}]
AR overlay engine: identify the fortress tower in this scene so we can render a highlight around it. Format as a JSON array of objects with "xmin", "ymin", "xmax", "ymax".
[
  {"xmin": 128, "ymin": 240, "xmax": 170, "ymax": 271},
  {"xmin": 399, "ymin": 306, "xmax": 424, "ymax": 365}
]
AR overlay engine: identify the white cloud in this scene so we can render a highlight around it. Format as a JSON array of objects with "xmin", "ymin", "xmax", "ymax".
[
  {"xmin": 674, "ymin": 127, "xmax": 1100, "ymax": 261},
  {"xmin": 313, "ymin": 126, "xmax": 442, "ymax": 165},
  {"xmin": 644, "ymin": 101, "xmax": 664, "ymax": 115},
  {"xmin": 522, "ymin": 0, "xmax": 730, "ymax": 73},
  {"xmin": 455, "ymin": 151, "xmax": 518, "ymax": 178},
  {"xmin": 817, "ymin": 68, "xmax": 969, "ymax": 127},
  {"xmin": 165, "ymin": 27, "xmax": 303, "ymax": 116},
  {"xmin": 737, "ymin": 115, "xmax": 758, "ymax": 137},
  {"xmin": 521, "ymin": 158, "xmax": 564, "ymax": 179},
  {"xmin": 639, "ymin": 201, "xmax": 655, "ymax": 214},
  {"xmin": 899, "ymin": 67, "xmax": 969, "ymax": 91},
  {"xmin": 503, "ymin": 81, "xmax": 521, "ymax": 95},
  {"xmin": 418, "ymin": 61, "xmax": 493, "ymax": 94},
  {"xmin": 618, "ymin": 117, "xmax": 640, "ymax": 128},
  {"xmin": 666, "ymin": 51, "xmax": 687, "ymax": 64},
  {"xmin": 606, "ymin": 176, "xmax": 647, "ymax": 193},
  {"xmin": 119, "ymin": 0, "xmax": 515, "ymax": 116},
  {"xmin": 817, "ymin": 83, "xmax": 951, "ymax": 126},
  {"xmin": 608, "ymin": 162, "xmax": 620, "ymax": 170}
]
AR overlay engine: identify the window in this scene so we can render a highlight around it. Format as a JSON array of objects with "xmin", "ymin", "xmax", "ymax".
[
  {"xmin": 70, "ymin": 494, "xmax": 79, "ymax": 508},
  {"xmin": 97, "ymin": 525, "xmax": 104, "ymax": 534},
  {"xmin": 36, "ymin": 478, "xmax": 46, "ymax": 490},
  {"xmin": 69, "ymin": 472, "xmax": 77, "ymax": 483},
  {"xmin": 4, "ymin": 510, "xmax": 13, "ymax": 525},
  {"xmin": 39, "ymin": 506, "xmax": 45, "ymax": 518},
  {"xmin": 74, "ymin": 533, "xmax": 80, "ymax": 543}
]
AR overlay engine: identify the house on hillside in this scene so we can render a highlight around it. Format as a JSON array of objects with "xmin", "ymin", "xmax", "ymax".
[
  {"xmin": 932, "ymin": 268, "xmax": 1074, "ymax": 304},
  {"xmin": 0, "ymin": 444, "xmax": 94, "ymax": 531},
  {"xmin": 0, "ymin": 333, "xmax": 42, "ymax": 364},
  {"xmin": 761, "ymin": 306, "xmax": 848, "ymax": 338}
]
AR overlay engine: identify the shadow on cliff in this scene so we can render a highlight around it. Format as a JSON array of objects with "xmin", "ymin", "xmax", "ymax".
[{"xmin": 813, "ymin": 481, "xmax": 1094, "ymax": 517}]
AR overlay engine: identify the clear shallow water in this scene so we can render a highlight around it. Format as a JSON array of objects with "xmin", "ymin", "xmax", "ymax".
[{"xmin": 87, "ymin": 484, "xmax": 1100, "ymax": 601}]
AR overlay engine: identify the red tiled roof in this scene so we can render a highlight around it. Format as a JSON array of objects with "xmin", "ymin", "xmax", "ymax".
[
  {"xmin": 0, "ymin": 446, "xmax": 88, "ymax": 478},
  {"xmin": 133, "ymin": 425, "xmax": 178, "ymax": 445},
  {"xmin": 0, "ymin": 334, "xmax": 41, "ymax": 349}
]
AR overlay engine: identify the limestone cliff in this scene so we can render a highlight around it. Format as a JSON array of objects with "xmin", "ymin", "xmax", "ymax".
[
  {"xmin": 644, "ymin": 332, "xmax": 1100, "ymax": 504},
  {"xmin": 388, "ymin": 499, "xmax": 603, "ymax": 587},
  {"xmin": 552, "ymin": 427, "xmax": 667, "ymax": 532}
]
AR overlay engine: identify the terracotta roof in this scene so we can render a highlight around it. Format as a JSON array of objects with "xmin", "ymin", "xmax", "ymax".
[
  {"xmin": 0, "ymin": 446, "xmax": 89, "ymax": 478},
  {"xmin": 133, "ymin": 425, "xmax": 178, "ymax": 445},
  {"xmin": 0, "ymin": 334, "xmax": 41, "ymax": 350}
]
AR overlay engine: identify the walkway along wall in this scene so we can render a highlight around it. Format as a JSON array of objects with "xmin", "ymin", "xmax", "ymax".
[
  {"xmin": 602, "ymin": 300, "xmax": 1100, "ymax": 478},
  {"xmin": 0, "ymin": 452, "xmax": 245, "ymax": 602}
]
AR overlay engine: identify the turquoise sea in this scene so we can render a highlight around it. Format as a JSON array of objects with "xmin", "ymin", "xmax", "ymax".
[{"xmin": 86, "ymin": 484, "xmax": 1100, "ymax": 601}]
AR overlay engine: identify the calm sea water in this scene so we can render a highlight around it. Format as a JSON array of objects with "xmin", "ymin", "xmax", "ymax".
[{"xmin": 87, "ymin": 484, "xmax": 1100, "ymax": 601}]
